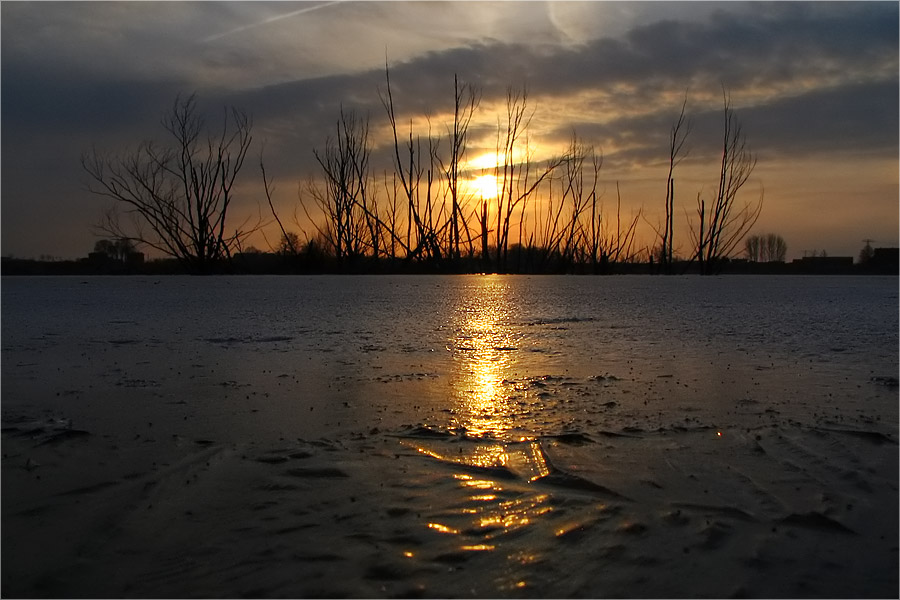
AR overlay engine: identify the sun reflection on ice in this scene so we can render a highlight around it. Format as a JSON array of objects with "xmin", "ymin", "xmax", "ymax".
[
  {"xmin": 402, "ymin": 278, "xmax": 563, "ymax": 560},
  {"xmin": 449, "ymin": 276, "xmax": 520, "ymax": 439}
]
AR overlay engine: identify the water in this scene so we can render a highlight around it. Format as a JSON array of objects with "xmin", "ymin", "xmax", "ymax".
[{"xmin": 2, "ymin": 275, "xmax": 898, "ymax": 597}]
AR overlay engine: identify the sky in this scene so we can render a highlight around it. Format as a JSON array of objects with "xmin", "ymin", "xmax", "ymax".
[{"xmin": 2, "ymin": 0, "xmax": 898, "ymax": 261}]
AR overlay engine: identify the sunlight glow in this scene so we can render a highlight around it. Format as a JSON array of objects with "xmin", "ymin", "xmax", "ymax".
[
  {"xmin": 468, "ymin": 152, "xmax": 502, "ymax": 170},
  {"xmin": 470, "ymin": 174, "xmax": 499, "ymax": 199},
  {"xmin": 466, "ymin": 149, "xmax": 528, "ymax": 171}
]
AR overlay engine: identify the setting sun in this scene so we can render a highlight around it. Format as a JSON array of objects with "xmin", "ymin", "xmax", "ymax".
[{"xmin": 471, "ymin": 174, "xmax": 499, "ymax": 199}]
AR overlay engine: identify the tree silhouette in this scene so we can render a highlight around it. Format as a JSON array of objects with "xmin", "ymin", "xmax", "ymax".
[
  {"xmin": 92, "ymin": 238, "xmax": 136, "ymax": 261},
  {"xmin": 659, "ymin": 95, "xmax": 691, "ymax": 273},
  {"xmin": 690, "ymin": 90, "xmax": 762, "ymax": 274},
  {"xmin": 82, "ymin": 94, "xmax": 255, "ymax": 274},
  {"xmin": 379, "ymin": 64, "xmax": 443, "ymax": 264},
  {"xmin": 859, "ymin": 239, "xmax": 875, "ymax": 265},
  {"xmin": 745, "ymin": 233, "xmax": 786, "ymax": 262},
  {"xmin": 308, "ymin": 107, "xmax": 372, "ymax": 267},
  {"xmin": 441, "ymin": 74, "xmax": 480, "ymax": 263}
]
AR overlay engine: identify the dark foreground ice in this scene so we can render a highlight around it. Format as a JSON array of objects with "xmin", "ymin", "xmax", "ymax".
[{"xmin": 2, "ymin": 275, "xmax": 897, "ymax": 597}]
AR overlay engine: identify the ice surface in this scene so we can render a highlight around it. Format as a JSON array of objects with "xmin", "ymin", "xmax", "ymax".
[{"xmin": 2, "ymin": 274, "xmax": 897, "ymax": 597}]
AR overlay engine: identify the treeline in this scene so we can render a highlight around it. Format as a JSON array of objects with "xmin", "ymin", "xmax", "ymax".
[
  {"xmin": 5, "ymin": 252, "xmax": 896, "ymax": 276},
  {"xmin": 81, "ymin": 69, "xmax": 762, "ymax": 274}
]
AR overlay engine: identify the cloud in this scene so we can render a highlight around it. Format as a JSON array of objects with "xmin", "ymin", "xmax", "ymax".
[
  {"xmin": 202, "ymin": 1, "xmax": 345, "ymax": 43},
  {"xmin": 1, "ymin": 62, "xmax": 185, "ymax": 140},
  {"xmin": 222, "ymin": 1, "xmax": 897, "ymax": 177},
  {"xmin": 740, "ymin": 80, "xmax": 899, "ymax": 159}
]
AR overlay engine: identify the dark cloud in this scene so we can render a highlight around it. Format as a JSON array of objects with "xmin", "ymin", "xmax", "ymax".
[
  {"xmin": 740, "ymin": 80, "xmax": 899, "ymax": 159},
  {"xmin": 542, "ymin": 78, "xmax": 900, "ymax": 173},
  {"xmin": 1, "ymin": 62, "xmax": 186, "ymax": 140}
]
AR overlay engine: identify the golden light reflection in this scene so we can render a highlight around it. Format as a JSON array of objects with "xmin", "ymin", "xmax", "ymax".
[
  {"xmin": 449, "ymin": 277, "xmax": 520, "ymax": 439},
  {"xmin": 460, "ymin": 544, "xmax": 496, "ymax": 552},
  {"xmin": 460, "ymin": 478, "xmax": 495, "ymax": 490},
  {"xmin": 469, "ymin": 444, "xmax": 508, "ymax": 468},
  {"xmin": 517, "ymin": 441, "xmax": 551, "ymax": 482},
  {"xmin": 476, "ymin": 494, "xmax": 552, "ymax": 534},
  {"xmin": 427, "ymin": 522, "xmax": 459, "ymax": 535},
  {"xmin": 409, "ymin": 283, "xmax": 562, "ymax": 553},
  {"xmin": 469, "ymin": 494, "xmax": 497, "ymax": 502}
]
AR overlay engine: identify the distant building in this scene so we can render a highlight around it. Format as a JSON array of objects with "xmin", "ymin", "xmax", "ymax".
[
  {"xmin": 790, "ymin": 255, "xmax": 854, "ymax": 274},
  {"xmin": 868, "ymin": 248, "xmax": 899, "ymax": 274}
]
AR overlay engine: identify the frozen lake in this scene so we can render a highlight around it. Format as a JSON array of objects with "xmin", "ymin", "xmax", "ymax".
[
  {"xmin": 2, "ymin": 275, "xmax": 897, "ymax": 440},
  {"xmin": 2, "ymin": 274, "xmax": 898, "ymax": 597}
]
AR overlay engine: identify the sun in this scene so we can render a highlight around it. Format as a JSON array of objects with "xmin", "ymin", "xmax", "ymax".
[{"xmin": 471, "ymin": 174, "xmax": 499, "ymax": 199}]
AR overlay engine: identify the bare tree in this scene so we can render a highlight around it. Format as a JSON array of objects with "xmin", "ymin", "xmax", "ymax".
[
  {"xmin": 92, "ymin": 238, "xmax": 136, "ymax": 261},
  {"xmin": 260, "ymin": 152, "xmax": 298, "ymax": 257},
  {"xmin": 748, "ymin": 233, "xmax": 787, "ymax": 262},
  {"xmin": 379, "ymin": 63, "xmax": 445, "ymax": 264},
  {"xmin": 492, "ymin": 86, "xmax": 563, "ymax": 272},
  {"xmin": 690, "ymin": 91, "xmax": 762, "ymax": 274},
  {"xmin": 278, "ymin": 231, "xmax": 303, "ymax": 256},
  {"xmin": 306, "ymin": 107, "xmax": 373, "ymax": 268},
  {"xmin": 764, "ymin": 233, "xmax": 787, "ymax": 263},
  {"xmin": 601, "ymin": 182, "xmax": 642, "ymax": 266},
  {"xmin": 660, "ymin": 95, "xmax": 691, "ymax": 272},
  {"xmin": 859, "ymin": 239, "xmax": 875, "ymax": 265},
  {"xmin": 745, "ymin": 234, "xmax": 761, "ymax": 262},
  {"xmin": 583, "ymin": 146, "xmax": 605, "ymax": 272},
  {"xmin": 439, "ymin": 75, "xmax": 480, "ymax": 263},
  {"xmin": 543, "ymin": 135, "xmax": 596, "ymax": 269},
  {"xmin": 82, "ymin": 94, "xmax": 254, "ymax": 274},
  {"xmin": 746, "ymin": 233, "xmax": 787, "ymax": 262}
]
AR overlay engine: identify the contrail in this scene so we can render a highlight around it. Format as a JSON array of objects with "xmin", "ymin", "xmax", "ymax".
[{"xmin": 203, "ymin": 1, "xmax": 344, "ymax": 43}]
